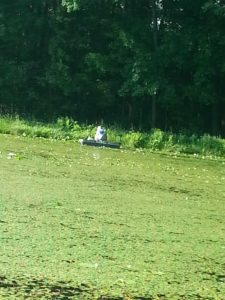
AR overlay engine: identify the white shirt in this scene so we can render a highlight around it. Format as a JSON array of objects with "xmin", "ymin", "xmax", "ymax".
[{"xmin": 95, "ymin": 126, "xmax": 105, "ymax": 141}]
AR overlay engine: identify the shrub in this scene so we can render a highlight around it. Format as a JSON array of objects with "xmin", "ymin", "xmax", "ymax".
[
  {"xmin": 146, "ymin": 129, "xmax": 165, "ymax": 150},
  {"xmin": 121, "ymin": 131, "xmax": 146, "ymax": 148},
  {"xmin": 0, "ymin": 116, "xmax": 224, "ymax": 157},
  {"xmin": 0, "ymin": 117, "xmax": 12, "ymax": 134},
  {"xmin": 199, "ymin": 134, "xmax": 225, "ymax": 156}
]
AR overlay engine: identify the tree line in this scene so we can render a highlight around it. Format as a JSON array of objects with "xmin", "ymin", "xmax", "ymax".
[{"xmin": 1, "ymin": 0, "xmax": 225, "ymax": 135}]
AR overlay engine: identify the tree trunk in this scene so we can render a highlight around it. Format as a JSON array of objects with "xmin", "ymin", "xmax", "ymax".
[
  {"xmin": 151, "ymin": 0, "xmax": 158, "ymax": 128},
  {"xmin": 211, "ymin": 103, "xmax": 218, "ymax": 136},
  {"xmin": 151, "ymin": 95, "xmax": 156, "ymax": 128}
]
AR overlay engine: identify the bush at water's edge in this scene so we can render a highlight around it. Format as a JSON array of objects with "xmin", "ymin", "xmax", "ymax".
[{"xmin": 0, "ymin": 116, "xmax": 225, "ymax": 157}]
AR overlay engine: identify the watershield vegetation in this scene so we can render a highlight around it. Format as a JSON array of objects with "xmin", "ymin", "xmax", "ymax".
[
  {"xmin": 0, "ymin": 134, "xmax": 224, "ymax": 299},
  {"xmin": 0, "ymin": 116, "xmax": 224, "ymax": 157}
]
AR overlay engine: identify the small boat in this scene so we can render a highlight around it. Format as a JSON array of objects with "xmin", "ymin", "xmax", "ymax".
[{"xmin": 79, "ymin": 139, "xmax": 120, "ymax": 149}]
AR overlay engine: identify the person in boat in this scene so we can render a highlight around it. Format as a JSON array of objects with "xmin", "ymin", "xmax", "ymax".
[{"xmin": 94, "ymin": 125, "xmax": 107, "ymax": 142}]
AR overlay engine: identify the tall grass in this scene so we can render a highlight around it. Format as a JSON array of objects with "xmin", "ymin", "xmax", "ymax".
[{"xmin": 0, "ymin": 115, "xmax": 225, "ymax": 157}]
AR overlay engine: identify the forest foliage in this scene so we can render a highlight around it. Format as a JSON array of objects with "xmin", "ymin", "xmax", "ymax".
[{"xmin": 1, "ymin": 0, "xmax": 225, "ymax": 135}]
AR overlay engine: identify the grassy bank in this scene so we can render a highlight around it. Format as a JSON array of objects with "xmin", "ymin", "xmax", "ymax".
[
  {"xmin": 0, "ymin": 116, "xmax": 225, "ymax": 157},
  {"xmin": 0, "ymin": 134, "xmax": 225, "ymax": 299}
]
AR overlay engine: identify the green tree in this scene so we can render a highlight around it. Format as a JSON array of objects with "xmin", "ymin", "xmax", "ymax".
[{"xmin": 1, "ymin": 0, "xmax": 225, "ymax": 135}]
